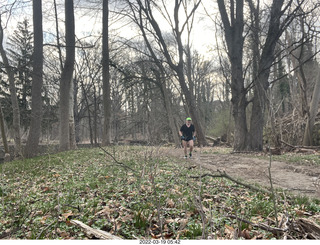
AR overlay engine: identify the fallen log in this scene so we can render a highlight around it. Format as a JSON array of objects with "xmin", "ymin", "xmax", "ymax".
[
  {"xmin": 281, "ymin": 140, "xmax": 320, "ymax": 152},
  {"xmin": 205, "ymin": 136, "xmax": 216, "ymax": 142},
  {"xmin": 70, "ymin": 220, "xmax": 122, "ymax": 240}
]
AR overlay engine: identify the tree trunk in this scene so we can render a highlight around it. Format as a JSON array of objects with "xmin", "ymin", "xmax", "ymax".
[
  {"xmin": 218, "ymin": 0, "xmax": 290, "ymax": 151},
  {"xmin": 159, "ymin": 74, "xmax": 180, "ymax": 147},
  {"xmin": 25, "ymin": 0, "xmax": 43, "ymax": 158},
  {"xmin": 303, "ymin": 69, "xmax": 320, "ymax": 145},
  {"xmin": 217, "ymin": 0, "xmax": 247, "ymax": 151},
  {"xmin": 0, "ymin": 103, "xmax": 9, "ymax": 158},
  {"xmin": 0, "ymin": 15, "xmax": 22, "ymax": 157},
  {"xmin": 102, "ymin": 0, "xmax": 112, "ymax": 146},
  {"xmin": 80, "ymin": 80, "xmax": 94, "ymax": 145},
  {"xmin": 93, "ymin": 85, "xmax": 98, "ymax": 145},
  {"xmin": 248, "ymin": 0, "xmax": 286, "ymax": 151},
  {"xmin": 59, "ymin": 0, "xmax": 75, "ymax": 151},
  {"xmin": 69, "ymin": 79, "xmax": 77, "ymax": 149}
]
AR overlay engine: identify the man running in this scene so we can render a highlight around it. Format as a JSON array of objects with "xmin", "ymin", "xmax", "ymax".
[{"xmin": 179, "ymin": 117, "xmax": 196, "ymax": 158}]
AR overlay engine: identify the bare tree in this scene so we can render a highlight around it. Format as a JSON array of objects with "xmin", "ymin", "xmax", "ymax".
[
  {"xmin": 102, "ymin": 0, "xmax": 112, "ymax": 146},
  {"xmin": 217, "ymin": 0, "xmax": 305, "ymax": 151},
  {"xmin": 59, "ymin": 0, "xmax": 75, "ymax": 151},
  {"xmin": 127, "ymin": 0, "xmax": 208, "ymax": 146},
  {"xmin": 0, "ymin": 13, "xmax": 22, "ymax": 156},
  {"xmin": 25, "ymin": 0, "xmax": 43, "ymax": 158}
]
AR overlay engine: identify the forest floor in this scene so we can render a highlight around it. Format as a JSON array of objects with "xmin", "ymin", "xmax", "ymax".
[
  {"xmin": 164, "ymin": 146, "xmax": 320, "ymax": 199},
  {"xmin": 1, "ymin": 145, "xmax": 320, "ymax": 240}
]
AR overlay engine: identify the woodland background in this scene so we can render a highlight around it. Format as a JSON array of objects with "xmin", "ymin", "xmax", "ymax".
[{"xmin": 1, "ymin": 0, "xmax": 320, "ymax": 159}]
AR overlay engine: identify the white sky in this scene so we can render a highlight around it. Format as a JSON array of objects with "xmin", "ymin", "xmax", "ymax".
[{"xmin": 1, "ymin": 0, "xmax": 218, "ymax": 60}]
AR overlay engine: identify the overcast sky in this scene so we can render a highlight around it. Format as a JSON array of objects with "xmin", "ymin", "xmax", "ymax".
[{"xmin": 1, "ymin": 0, "xmax": 218, "ymax": 60}]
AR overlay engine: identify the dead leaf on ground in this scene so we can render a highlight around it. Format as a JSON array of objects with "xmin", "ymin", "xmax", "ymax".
[
  {"xmin": 61, "ymin": 211, "xmax": 73, "ymax": 220},
  {"xmin": 224, "ymin": 224, "xmax": 236, "ymax": 239},
  {"xmin": 166, "ymin": 199, "xmax": 175, "ymax": 208},
  {"xmin": 41, "ymin": 186, "xmax": 50, "ymax": 192},
  {"xmin": 40, "ymin": 215, "xmax": 49, "ymax": 224},
  {"xmin": 178, "ymin": 219, "xmax": 188, "ymax": 230},
  {"xmin": 239, "ymin": 229, "xmax": 251, "ymax": 239}
]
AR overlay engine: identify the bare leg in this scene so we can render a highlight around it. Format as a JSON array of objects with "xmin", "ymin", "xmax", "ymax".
[
  {"xmin": 182, "ymin": 140, "xmax": 187, "ymax": 156},
  {"xmin": 189, "ymin": 140, "xmax": 194, "ymax": 155}
]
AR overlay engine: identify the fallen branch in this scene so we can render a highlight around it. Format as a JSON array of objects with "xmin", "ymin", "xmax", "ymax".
[
  {"xmin": 226, "ymin": 214, "xmax": 288, "ymax": 236},
  {"xmin": 70, "ymin": 219, "xmax": 122, "ymax": 240},
  {"xmin": 227, "ymin": 215, "xmax": 320, "ymax": 239},
  {"xmin": 280, "ymin": 140, "xmax": 296, "ymax": 149},
  {"xmin": 98, "ymin": 145, "xmax": 137, "ymax": 173},
  {"xmin": 295, "ymin": 218, "xmax": 320, "ymax": 239},
  {"xmin": 190, "ymin": 170, "xmax": 272, "ymax": 195},
  {"xmin": 281, "ymin": 140, "xmax": 320, "ymax": 151}
]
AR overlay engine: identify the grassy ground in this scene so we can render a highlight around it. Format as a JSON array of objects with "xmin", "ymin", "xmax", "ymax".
[{"xmin": 0, "ymin": 146, "xmax": 319, "ymax": 240}]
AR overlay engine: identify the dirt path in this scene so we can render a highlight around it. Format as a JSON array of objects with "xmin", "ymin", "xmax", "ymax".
[{"xmin": 163, "ymin": 147, "xmax": 320, "ymax": 199}]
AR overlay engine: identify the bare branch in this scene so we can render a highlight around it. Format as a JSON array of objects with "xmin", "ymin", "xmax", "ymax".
[
  {"xmin": 98, "ymin": 145, "xmax": 137, "ymax": 173},
  {"xmin": 190, "ymin": 170, "xmax": 272, "ymax": 194}
]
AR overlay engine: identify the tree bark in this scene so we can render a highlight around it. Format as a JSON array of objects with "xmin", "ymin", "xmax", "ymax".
[
  {"xmin": 0, "ymin": 15, "xmax": 22, "ymax": 156},
  {"xmin": 80, "ymin": 80, "xmax": 94, "ymax": 145},
  {"xmin": 102, "ymin": 0, "xmax": 112, "ymax": 146},
  {"xmin": 59, "ymin": 0, "xmax": 75, "ymax": 151},
  {"xmin": 25, "ymin": 0, "xmax": 43, "ymax": 158},
  {"xmin": 69, "ymin": 79, "xmax": 77, "ymax": 149},
  {"xmin": 0, "ymin": 103, "xmax": 9, "ymax": 157},
  {"xmin": 303, "ymin": 69, "xmax": 320, "ymax": 145},
  {"xmin": 217, "ymin": 0, "xmax": 247, "ymax": 151},
  {"xmin": 248, "ymin": 0, "xmax": 285, "ymax": 151}
]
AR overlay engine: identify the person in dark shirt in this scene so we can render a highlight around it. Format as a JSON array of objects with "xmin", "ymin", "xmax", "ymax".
[{"xmin": 179, "ymin": 117, "xmax": 196, "ymax": 158}]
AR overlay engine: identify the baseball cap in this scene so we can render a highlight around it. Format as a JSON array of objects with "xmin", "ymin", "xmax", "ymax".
[{"xmin": 186, "ymin": 117, "xmax": 192, "ymax": 121}]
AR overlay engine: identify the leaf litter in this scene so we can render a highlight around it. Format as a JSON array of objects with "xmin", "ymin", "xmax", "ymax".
[{"xmin": 0, "ymin": 146, "xmax": 319, "ymax": 239}]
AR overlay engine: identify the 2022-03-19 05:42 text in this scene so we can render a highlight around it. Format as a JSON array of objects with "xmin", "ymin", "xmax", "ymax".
[{"xmin": 138, "ymin": 239, "xmax": 181, "ymax": 244}]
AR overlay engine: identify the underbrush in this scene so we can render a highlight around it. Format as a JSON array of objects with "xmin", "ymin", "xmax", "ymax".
[
  {"xmin": 0, "ymin": 146, "xmax": 319, "ymax": 239},
  {"xmin": 273, "ymin": 153, "xmax": 320, "ymax": 166}
]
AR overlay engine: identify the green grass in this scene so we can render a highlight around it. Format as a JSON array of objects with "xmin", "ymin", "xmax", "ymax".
[
  {"xmin": 0, "ymin": 146, "xmax": 319, "ymax": 239},
  {"xmin": 273, "ymin": 153, "xmax": 320, "ymax": 166}
]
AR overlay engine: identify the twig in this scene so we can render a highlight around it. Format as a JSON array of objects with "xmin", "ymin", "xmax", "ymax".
[
  {"xmin": 280, "ymin": 140, "xmax": 296, "ymax": 149},
  {"xmin": 267, "ymin": 148, "xmax": 279, "ymax": 228},
  {"xmin": 226, "ymin": 214, "xmax": 288, "ymax": 236},
  {"xmin": 36, "ymin": 220, "xmax": 56, "ymax": 239},
  {"xmin": 98, "ymin": 145, "xmax": 137, "ymax": 173},
  {"xmin": 190, "ymin": 170, "xmax": 272, "ymax": 195},
  {"xmin": 192, "ymin": 164, "xmax": 207, "ymax": 239}
]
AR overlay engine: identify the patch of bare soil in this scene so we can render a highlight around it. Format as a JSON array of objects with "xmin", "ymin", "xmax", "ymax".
[{"xmin": 162, "ymin": 147, "xmax": 320, "ymax": 199}]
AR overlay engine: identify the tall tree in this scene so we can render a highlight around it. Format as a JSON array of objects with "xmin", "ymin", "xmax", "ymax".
[
  {"xmin": 59, "ymin": 0, "xmax": 75, "ymax": 151},
  {"xmin": 0, "ymin": 14, "xmax": 22, "ymax": 156},
  {"xmin": 217, "ymin": 0, "xmax": 246, "ymax": 151},
  {"xmin": 128, "ymin": 0, "xmax": 208, "ymax": 146},
  {"xmin": 25, "ymin": 0, "xmax": 43, "ymax": 158},
  {"xmin": 7, "ymin": 19, "xmax": 33, "ymax": 129},
  {"xmin": 217, "ymin": 0, "xmax": 304, "ymax": 151},
  {"xmin": 102, "ymin": 0, "xmax": 111, "ymax": 145}
]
